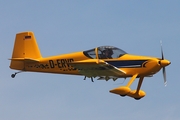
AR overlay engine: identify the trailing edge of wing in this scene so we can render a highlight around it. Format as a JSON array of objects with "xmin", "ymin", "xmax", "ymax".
[{"xmin": 69, "ymin": 59, "xmax": 126, "ymax": 77}]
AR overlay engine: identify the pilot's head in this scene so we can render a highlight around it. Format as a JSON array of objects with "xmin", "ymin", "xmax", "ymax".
[{"xmin": 104, "ymin": 49, "xmax": 113, "ymax": 58}]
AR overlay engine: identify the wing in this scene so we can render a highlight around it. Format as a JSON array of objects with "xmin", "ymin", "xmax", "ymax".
[{"xmin": 69, "ymin": 59, "xmax": 126, "ymax": 77}]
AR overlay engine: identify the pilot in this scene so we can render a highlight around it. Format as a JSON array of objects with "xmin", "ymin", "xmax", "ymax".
[{"xmin": 102, "ymin": 49, "xmax": 113, "ymax": 59}]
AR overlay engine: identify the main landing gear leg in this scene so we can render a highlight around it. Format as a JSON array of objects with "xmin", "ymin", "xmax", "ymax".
[
  {"xmin": 11, "ymin": 71, "xmax": 22, "ymax": 78},
  {"xmin": 136, "ymin": 77, "xmax": 144, "ymax": 93},
  {"xmin": 133, "ymin": 76, "xmax": 145, "ymax": 100},
  {"xmin": 126, "ymin": 74, "xmax": 138, "ymax": 87}
]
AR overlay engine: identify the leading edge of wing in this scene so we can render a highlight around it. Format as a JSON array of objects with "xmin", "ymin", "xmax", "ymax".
[{"xmin": 69, "ymin": 59, "xmax": 126, "ymax": 77}]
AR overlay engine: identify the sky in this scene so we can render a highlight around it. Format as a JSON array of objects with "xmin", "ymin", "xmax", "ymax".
[{"xmin": 0, "ymin": 0, "xmax": 180, "ymax": 120}]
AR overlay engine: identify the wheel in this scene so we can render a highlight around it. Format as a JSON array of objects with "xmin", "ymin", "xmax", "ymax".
[
  {"xmin": 120, "ymin": 94, "xmax": 127, "ymax": 97},
  {"xmin": 11, "ymin": 74, "xmax": 15, "ymax": 78},
  {"xmin": 134, "ymin": 98, "xmax": 141, "ymax": 100}
]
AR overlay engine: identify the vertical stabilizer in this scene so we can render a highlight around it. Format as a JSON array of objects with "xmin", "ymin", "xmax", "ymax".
[{"xmin": 10, "ymin": 31, "xmax": 42, "ymax": 70}]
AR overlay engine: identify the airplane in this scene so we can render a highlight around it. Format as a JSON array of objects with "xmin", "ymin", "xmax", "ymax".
[{"xmin": 9, "ymin": 31, "xmax": 171, "ymax": 100}]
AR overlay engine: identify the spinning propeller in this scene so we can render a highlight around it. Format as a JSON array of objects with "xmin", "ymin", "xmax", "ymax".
[{"xmin": 160, "ymin": 41, "xmax": 170, "ymax": 86}]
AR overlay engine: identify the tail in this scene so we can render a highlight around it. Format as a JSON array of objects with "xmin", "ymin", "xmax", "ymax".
[{"xmin": 10, "ymin": 31, "xmax": 42, "ymax": 70}]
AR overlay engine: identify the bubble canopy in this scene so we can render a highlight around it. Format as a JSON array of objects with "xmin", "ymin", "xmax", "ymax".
[{"xmin": 83, "ymin": 46, "xmax": 127, "ymax": 59}]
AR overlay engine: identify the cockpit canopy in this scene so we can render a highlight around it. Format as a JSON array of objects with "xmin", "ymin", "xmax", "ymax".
[{"xmin": 83, "ymin": 46, "xmax": 127, "ymax": 59}]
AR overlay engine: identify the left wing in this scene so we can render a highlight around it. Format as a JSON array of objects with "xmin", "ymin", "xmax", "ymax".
[{"xmin": 69, "ymin": 59, "xmax": 126, "ymax": 77}]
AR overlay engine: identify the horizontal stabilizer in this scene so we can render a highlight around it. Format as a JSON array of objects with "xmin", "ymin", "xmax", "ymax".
[{"xmin": 9, "ymin": 58, "xmax": 39, "ymax": 62}]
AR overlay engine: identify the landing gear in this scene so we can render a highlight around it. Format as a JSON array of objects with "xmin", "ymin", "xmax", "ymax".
[
  {"xmin": 120, "ymin": 94, "xmax": 127, "ymax": 97},
  {"xmin": 134, "ymin": 98, "xmax": 141, "ymax": 100},
  {"xmin": 11, "ymin": 71, "xmax": 22, "ymax": 78},
  {"xmin": 11, "ymin": 74, "xmax": 16, "ymax": 78},
  {"xmin": 110, "ymin": 74, "xmax": 146, "ymax": 100}
]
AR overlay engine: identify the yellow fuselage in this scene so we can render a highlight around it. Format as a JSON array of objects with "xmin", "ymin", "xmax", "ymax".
[{"xmin": 22, "ymin": 52, "xmax": 167, "ymax": 78}]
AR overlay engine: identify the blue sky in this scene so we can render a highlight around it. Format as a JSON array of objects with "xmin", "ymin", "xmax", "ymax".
[{"xmin": 0, "ymin": 0, "xmax": 180, "ymax": 120}]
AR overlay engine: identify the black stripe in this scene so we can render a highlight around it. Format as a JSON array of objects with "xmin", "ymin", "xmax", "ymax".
[
  {"xmin": 25, "ymin": 36, "xmax": 31, "ymax": 39},
  {"xmin": 106, "ymin": 60, "xmax": 147, "ymax": 68}
]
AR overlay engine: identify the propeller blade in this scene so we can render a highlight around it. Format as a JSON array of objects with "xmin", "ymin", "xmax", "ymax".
[
  {"xmin": 160, "ymin": 41, "xmax": 167, "ymax": 86},
  {"xmin": 160, "ymin": 41, "xmax": 164, "ymax": 60},
  {"xmin": 162, "ymin": 67, "xmax": 167, "ymax": 86}
]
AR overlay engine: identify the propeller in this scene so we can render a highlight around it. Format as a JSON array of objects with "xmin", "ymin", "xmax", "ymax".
[{"xmin": 160, "ymin": 41, "xmax": 167, "ymax": 86}]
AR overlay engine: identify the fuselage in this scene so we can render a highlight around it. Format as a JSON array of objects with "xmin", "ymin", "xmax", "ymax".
[{"xmin": 24, "ymin": 51, "xmax": 170, "ymax": 78}]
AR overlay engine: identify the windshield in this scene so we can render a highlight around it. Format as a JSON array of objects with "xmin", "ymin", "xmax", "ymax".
[{"xmin": 83, "ymin": 46, "xmax": 127, "ymax": 59}]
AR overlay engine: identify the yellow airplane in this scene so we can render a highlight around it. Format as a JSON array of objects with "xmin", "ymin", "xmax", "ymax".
[{"xmin": 9, "ymin": 31, "xmax": 171, "ymax": 100}]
